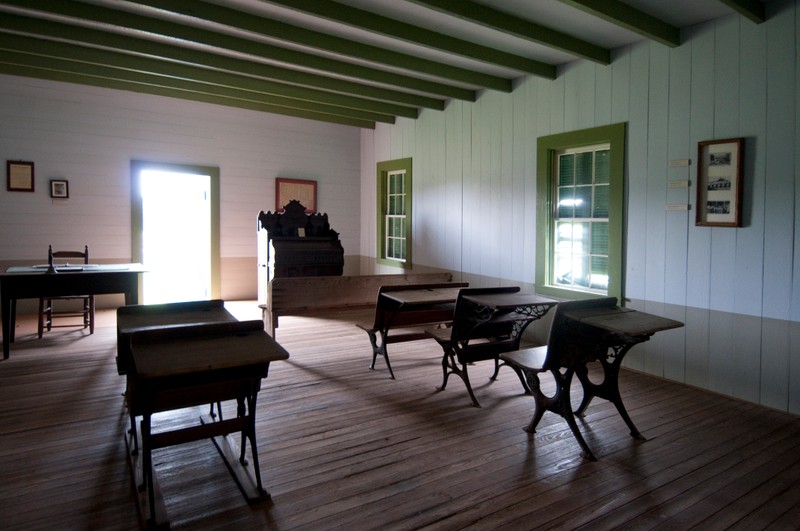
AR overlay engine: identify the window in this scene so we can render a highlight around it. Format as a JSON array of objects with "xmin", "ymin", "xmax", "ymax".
[
  {"xmin": 536, "ymin": 124, "xmax": 625, "ymax": 300},
  {"xmin": 376, "ymin": 158, "xmax": 412, "ymax": 268}
]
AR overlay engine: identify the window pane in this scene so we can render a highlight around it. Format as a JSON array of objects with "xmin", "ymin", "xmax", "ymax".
[
  {"xmin": 590, "ymin": 256, "xmax": 608, "ymax": 290},
  {"xmin": 558, "ymin": 154, "xmax": 574, "ymax": 186},
  {"xmin": 557, "ymin": 187, "xmax": 575, "ymax": 218},
  {"xmin": 574, "ymin": 186, "xmax": 592, "ymax": 218},
  {"xmin": 576, "ymin": 152, "xmax": 593, "ymax": 185},
  {"xmin": 555, "ymin": 221, "xmax": 590, "ymax": 254},
  {"xmin": 593, "ymin": 184, "xmax": 609, "ymax": 217},
  {"xmin": 591, "ymin": 222, "xmax": 609, "ymax": 255},
  {"xmin": 595, "ymin": 150, "xmax": 610, "ymax": 184}
]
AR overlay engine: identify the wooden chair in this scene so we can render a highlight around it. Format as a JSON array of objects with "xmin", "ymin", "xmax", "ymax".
[
  {"xmin": 499, "ymin": 297, "xmax": 618, "ymax": 461},
  {"xmin": 38, "ymin": 245, "xmax": 95, "ymax": 338},
  {"xmin": 428, "ymin": 286, "xmax": 535, "ymax": 407}
]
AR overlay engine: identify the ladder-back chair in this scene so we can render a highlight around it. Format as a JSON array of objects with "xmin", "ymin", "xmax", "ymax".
[{"xmin": 38, "ymin": 245, "xmax": 95, "ymax": 337}]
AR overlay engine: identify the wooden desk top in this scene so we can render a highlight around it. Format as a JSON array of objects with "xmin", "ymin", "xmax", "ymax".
[
  {"xmin": 462, "ymin": 292, "xmax": 557, "ymax": 311},
  {"xmin": 564, "ymin": 306, "xmax": 684, "ymax": 336},
  {"xmin": 381, "ymin": 287, "xmax": 462, "ymax": 306},
  {"xmin": 3, "ymin": 263, "xmax": 145, "ymax": 275},
  {"xmin": 131, "ymin": 320, "xmax": 289, "ymax": 379},
  {"xmin": 118, "ymin": 300, "xmax": 237, "ymax": 334}
]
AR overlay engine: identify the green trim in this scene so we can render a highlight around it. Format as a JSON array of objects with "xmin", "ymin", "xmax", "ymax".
[
  {"xmin": 718, "ymin": 0, "xmax": 766, "ymax": 24},
  {"xmin": 409, "ymin": 0, "xmax": 609, "ymax": 64},
  {"xmin": 265, "ymin": 0, "xmax": 556, "ymax": 79},
  {"xmin": 536, "ymin": 123, "xmax": 626, "ymax": 301},
  {"xmin": 0, "ymin": 62, "xmax": 377, "ymax": 129},
  {"xmin": 0, "ymin": 12, "xmax": 443, "ymax": 111},
  {"xmin": 558, "ymin": 0, "xmax": 680, "ymax": 48},
  {"xmin": 0, "ymin": 29, "xmax": 416, "ymax": 121},
  {"xmin": 376, "ymin": 158, "xmax": 413, "ymax": 269},
  {"xmin": 131, "ymin": 161, "xmax": 221, "ymax": 300},
  {"xmin": 0, "ymin": 0, "xmax": 485, "ymax": 99},
  {"xmin": 134, "ymin": 0, "xmax": 501, "ymax": 93}
]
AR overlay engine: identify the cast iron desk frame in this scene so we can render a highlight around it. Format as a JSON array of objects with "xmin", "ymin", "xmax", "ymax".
[
  {"xmin": 560, "ymin": 306, "xmax": 684, "ymax": 459},
  {"xmin": 448, "ymin": 292, "xmax": 557, "ymax": 407},
  {"xmin": 128, "ymin": 320, "xmax": 289, "ymax": 529},
  {"xmin": 1, "ymin": 264, "xmax": 144, "ymax": 359}
]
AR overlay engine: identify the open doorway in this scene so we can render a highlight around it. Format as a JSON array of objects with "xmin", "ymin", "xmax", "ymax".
[{"xmin": 130, "ymin": 161, "xmax": 221, "ymax": 304}]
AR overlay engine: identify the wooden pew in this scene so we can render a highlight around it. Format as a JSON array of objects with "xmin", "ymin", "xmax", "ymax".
[
  {"xmin": 262, "ymin": 272, "xmax": 454, "ymax": 336},
  {"xmin": 357, "ymin": 282, "xmax": 468, "ymax": 379}
]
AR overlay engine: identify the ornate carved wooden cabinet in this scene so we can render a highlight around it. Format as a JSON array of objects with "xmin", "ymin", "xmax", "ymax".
[{"xmin": 257, "ymin": 200, "xmax": 344, "ymax": 304}]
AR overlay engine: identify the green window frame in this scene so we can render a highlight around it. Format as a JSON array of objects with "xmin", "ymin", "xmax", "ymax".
[
  {"xmin": 535, "ymin": 123, "xmax": 626, "ymax": 301},
  {"xmin": 376, "ymin": 157, "xmax": 412, "ymax": 268}
]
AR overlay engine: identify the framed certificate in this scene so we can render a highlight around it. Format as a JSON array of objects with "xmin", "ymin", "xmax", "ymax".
[{"xmin": 7, "ymin": 161, "xmax": 34, "ymax": 192}]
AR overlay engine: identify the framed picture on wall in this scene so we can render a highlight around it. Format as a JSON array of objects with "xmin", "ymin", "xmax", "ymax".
[
  {"xmin": 695, "ymin": 138, "xmax": 743, "ymax": 227},
  {"xmin": 276, "ymin": 178, "xmax": 317, "ymax": 213},
  {"xmin": 7, "ymin": 160, "xmax": 34, "ymax": 192},
  {"xmin": 50, "ymin": 179, "xmax": 69, "ymax": 198}
]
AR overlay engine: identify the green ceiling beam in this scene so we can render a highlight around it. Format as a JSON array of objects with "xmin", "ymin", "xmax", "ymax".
[
  {"xmin": 0, "ymin": 63, "xmax": 375, "ymax": 129},
  {"xmin": 409, "ymin": 0, "xmax": 610, "ymax": 64},
  {"xmin": 262, "ymin": 0, "xmax": 557, "ymax": 79},
  {"xmin": 718, "ymin": 0, "xmax": 766, "ymax": 24},
  {"xmin": 0, "ymin": 0, "xmax": 477, "ymax": 100},
  {"xmin": 132, "ymin": 0, "xmax": 508, "ymax": 92},
  {"xmin": 558, "ymin": 0, "xmax": 681, "ymax": 48},
  {"xmin": 0, "ymin": 12, "xmax": 441, "ymax": 111},
  {"xmin": 0, "ymin": 35, "xmax": 407, "ymax": 123}
]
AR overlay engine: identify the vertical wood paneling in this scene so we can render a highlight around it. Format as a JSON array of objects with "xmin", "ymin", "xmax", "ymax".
[
  {"xmin": 762, "ymin": 1, "xmax": 796, "ymax": 322},
  {"xmin": 686, "ymin": 25, "xmax": 715, "ymax": 309},
  {"xmin": 643, "ymin": 43, "xmax": 670, "ymax": 375},
  {"xmin": 708, "ymin": 16, "xmax": 741, "ymax": 313},
  {"xmin": 624, "ymin": 41, "xmax": 651, "ymax": 329},
  {"xmin": 645, "ymin": 44, "xmax": 670, "ymax": 304},
  {"xmin": 363, "ymin": 6, "xmax": 800, "ymax": 413},
  {"xmin": 663, "ymin": 38, "xmax": 692, "ymax": 382},
  {"xmin": 735, "ymin": 19, "xmax": 767, "ymax": 318},
  {"xmin": 760, "ymin": 0, "xmax": 797, "ymax": 409}
]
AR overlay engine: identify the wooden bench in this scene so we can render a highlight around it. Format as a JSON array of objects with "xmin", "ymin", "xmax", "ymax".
[
  {"xmin": 262, "ymin": 272, "xmax": 454, "ymax": 336},
  {"xmin": 357, "ymin": 282, "xmax": 468, "ymax": 379}
]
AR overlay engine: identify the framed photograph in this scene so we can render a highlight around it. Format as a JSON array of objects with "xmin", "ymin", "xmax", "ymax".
[
  {"xmin": 276, "ymin": 178, "xmax": 317, "ymax": 213},
  {"xmin": 696, "ymin": 138, "xmax": 743, "ymax": 227},
  {"xmin": 50, "ymin": 179, "xmax": 69, "ymax": 198},
  {"xmin": 7, "ymin": 160, "xmax": 34, "ymax": 192}
]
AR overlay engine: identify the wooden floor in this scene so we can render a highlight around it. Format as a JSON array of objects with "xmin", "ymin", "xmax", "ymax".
[{"xmin": 1, "ymin": 304, "xmax": 800, "ymax": 530}]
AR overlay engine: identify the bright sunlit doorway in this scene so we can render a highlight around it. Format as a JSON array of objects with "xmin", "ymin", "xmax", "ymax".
[{"xmin": 131, "ymin": 161, "xmax": 221, "ymax": 304}]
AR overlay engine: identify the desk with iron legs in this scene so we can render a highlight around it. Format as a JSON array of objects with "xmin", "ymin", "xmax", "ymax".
[
  {"xmin": 437, "ymin": 291, "xmax": 557, "ymax": 407},
  {"xmin": 127, "ymin": 320, "xmax": 289, "ymax": 529},
  {"xmin": 561, "ymin": 306, "xmax": 684, "ymax": 458}
]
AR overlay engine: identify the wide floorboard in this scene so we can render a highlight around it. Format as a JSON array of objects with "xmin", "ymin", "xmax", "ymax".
[{"xmin": 1, "ymin": 304, "xmax": 799, "ymax": 530}]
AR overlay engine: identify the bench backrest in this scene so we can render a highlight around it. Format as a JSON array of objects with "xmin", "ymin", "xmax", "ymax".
[
  {"xmin": 372, "ymin": 282, "xmax": 469, "ymax": 330},
  {"xmin": 544, "ymin": 296, "xmax": 618, "ymax": 370},
  {"xmin": 449, "ymin": 286, "xmax": 522, "ymax": 362},
  {"xmin": 269, "ymin": 272, "xmax": 454, "ymax": 312}
]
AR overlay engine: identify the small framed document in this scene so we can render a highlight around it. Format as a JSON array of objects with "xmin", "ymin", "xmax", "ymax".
[{"xmin": 50, "ymin": 179, "xmax": 69, "ymax": 198}]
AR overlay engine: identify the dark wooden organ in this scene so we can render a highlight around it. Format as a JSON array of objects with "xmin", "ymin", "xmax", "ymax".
[{"xmin": 257, "ymin": 200, "xmax": 344, "ymax": 304}]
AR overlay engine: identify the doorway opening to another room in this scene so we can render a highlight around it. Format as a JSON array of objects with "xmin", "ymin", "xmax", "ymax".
[{"xmin": 131, "ymin": 161, "xmax": 221, "ymax": 304}]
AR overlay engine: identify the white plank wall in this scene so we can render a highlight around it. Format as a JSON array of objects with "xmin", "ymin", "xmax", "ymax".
[
  {"xmin": 361, "ymin": 1, "xmax": 800, "ymax": 414},
  {"xmin": 0, "ymin": 75, "xmax": 362, "ymax": 300}
]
